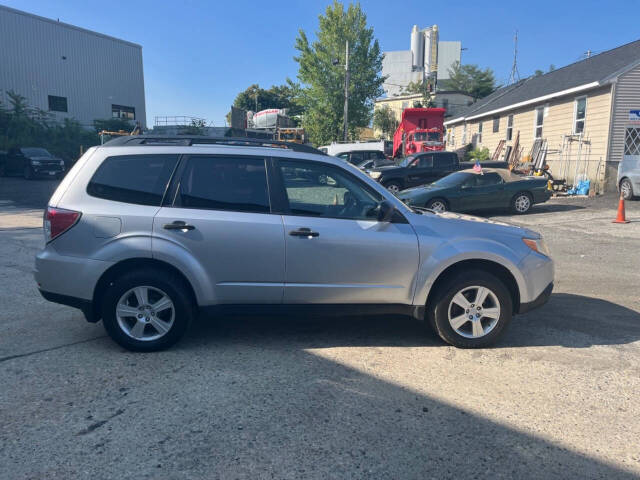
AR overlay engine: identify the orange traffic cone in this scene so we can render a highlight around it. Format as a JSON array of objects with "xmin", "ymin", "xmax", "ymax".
[{"xmin": 612, "ymin": 193, "xmax": 630, "ymax": 224}]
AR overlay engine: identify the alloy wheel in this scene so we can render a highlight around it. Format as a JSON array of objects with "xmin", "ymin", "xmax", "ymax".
[
  {"xmin": 514, "ymin": 194, "xmax": 531, "ymax": 213},
  {"xmin": 621, "ymin": 180, "xmax": 632, "ymax": 199},
  {"xmin": 386, "ymin": 184, "xmax": 400, "ymax": 194},
  {"xmin": 447, "ymin": 286, "xmax": 501, "ymax": 339},
  {"xmin": 116, "ymin": 286, "xmax": 175, "ymax": 341},
  {"xmin": 429, "ymin": 200, "xmax": 447, "ymax": 212}
]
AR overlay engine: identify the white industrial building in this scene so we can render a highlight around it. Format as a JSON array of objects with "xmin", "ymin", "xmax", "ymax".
[
  {"xmin": 382, "ymin": 24, "xmax": 461, "ymax": 97},
  {"xmin": 0, "ymin": 5, "xmax": 146, "ymax": 128}
]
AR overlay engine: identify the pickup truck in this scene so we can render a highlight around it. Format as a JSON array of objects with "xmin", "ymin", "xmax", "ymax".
[{"xmin": 367, "ymin": 151, "xmax": 508, "ymax": 194}]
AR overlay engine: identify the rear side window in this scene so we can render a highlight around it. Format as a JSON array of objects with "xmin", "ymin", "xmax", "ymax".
[
  {"xmin": 176, "ymin": 156, "xmax": 270, "ymax": 213},
  {"xmin": 433, "ymin": 154, "xmax": 454, "ymax": 168},
  {"xmin": 87, "ymin": 155, "xmax": 179, "ymax": 206}
]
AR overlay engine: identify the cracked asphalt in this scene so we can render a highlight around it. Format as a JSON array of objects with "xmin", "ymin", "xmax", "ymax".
[{"xmin": 1, "ymin": 177, "xmax": 639, "ymax": 479}]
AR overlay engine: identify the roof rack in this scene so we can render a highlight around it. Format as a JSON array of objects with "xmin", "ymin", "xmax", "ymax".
[{"xmin": 102, "ymin": 135, "xmax": 325, "ymax": 155}]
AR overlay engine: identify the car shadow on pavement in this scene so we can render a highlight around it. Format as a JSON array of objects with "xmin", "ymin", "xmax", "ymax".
[{"xmin": 184, "ymin": 292, "xmax": 640, "ymax": 351}]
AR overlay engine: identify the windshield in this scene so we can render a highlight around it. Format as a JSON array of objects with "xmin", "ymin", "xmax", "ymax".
[
  {"xmin": 413, "ymin": 132, "xmax": 441, "ymax": 142},
  {"xmin": 432, "ymin": 171, "xmax": 474, "ymax": 188},
  {"xmin": 21, "ymin": 148, "xmax": 51, "ymax": 157}
]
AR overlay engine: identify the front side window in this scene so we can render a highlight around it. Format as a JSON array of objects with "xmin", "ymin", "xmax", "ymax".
[
  {"xmin": 506, "ymin": 115, "xmax": 514, "ymax": 140},
  {"xmin": 176, "ymin": 156, "xmax": 270, "ymax": 213},
  {"xmin": 535, "ymin": 106, "xmax": 545, "ymax": 138},
  {"xmin": 574, "ymin": 97, "xmax": 586, "ymax": 134},
  {"xmin": 279, "ymin": 160, "xmax": 382, "ymax": 221},
  {"xmin": 475, "ymin": 172, "xmax": 503, "ymax": 186},
  {"xmin": 348, "ymin": 152, "xmax": 364, "ymax": 164},
  {"xmin": 48, "ymin": 95, "xmax": 68, "ymax": 112},
  {"xmin": 87, "ymin": 155, "xmax": 179, "ymax": 206}
]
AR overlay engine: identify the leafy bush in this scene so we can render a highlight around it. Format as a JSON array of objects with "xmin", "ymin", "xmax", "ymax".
[
  {"xmin": 0, "ymin": 90, "xmax": 118, "ymax": 163},
  {"xmin": 465, "ymin": 147, "xmax": 490, "ymax": 162}
]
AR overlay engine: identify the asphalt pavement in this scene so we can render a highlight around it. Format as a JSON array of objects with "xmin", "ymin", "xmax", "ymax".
[{"xmin": 1, "ymin": 177, "xmax": 639, "ymax": 479}]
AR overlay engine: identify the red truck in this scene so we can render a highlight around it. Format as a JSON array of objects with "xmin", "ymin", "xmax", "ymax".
[{"xmin": 393, "ymin": 108, "xmax": 446, "ymax": 158}]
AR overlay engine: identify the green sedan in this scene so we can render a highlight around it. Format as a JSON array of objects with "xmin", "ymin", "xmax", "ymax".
[{"xmin": 397, "ymin": 168, "xmax": 551, "ymax": 214}]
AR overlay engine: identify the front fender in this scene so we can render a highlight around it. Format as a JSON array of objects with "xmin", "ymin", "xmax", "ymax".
[{"xmin": 413, "ymin": 237, "xmax": 528, "ymax": 306}]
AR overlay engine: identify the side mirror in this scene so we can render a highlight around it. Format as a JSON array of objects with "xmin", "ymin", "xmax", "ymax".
[{"xmin": 377, "ymin": 200, "xmax": 395, "ymax": 222}]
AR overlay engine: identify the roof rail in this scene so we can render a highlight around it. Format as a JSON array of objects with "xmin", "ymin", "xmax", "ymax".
[{"xmin": 102, "ymin": 135, "xmax": 325, "ymax": 155}]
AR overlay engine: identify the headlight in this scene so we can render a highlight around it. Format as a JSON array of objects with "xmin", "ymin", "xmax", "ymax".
[
  {"xmin": 30, "ymin": 160, "xmax": 41, "ymax": 166},
  {"xmin": 522, "ymin": 237, "xmax": 551, "ymax": 257},
  {"xmin": 369, "ymin": 171, "xmax": 382, "ymax": 179}
]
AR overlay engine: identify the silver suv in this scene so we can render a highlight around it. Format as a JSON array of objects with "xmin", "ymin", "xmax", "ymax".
[{"xmin": 35, "ymin": 136, "xmax": 554, "ymax": 351}]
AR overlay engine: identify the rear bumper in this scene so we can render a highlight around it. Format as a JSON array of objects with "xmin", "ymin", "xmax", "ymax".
[
  {"xmin": 39, "ymin": 289, "xmax": 98, "ymax": 322},
  {"xmin": 518, "ymin": 282, "xmax": 553, "ymax": 314}
]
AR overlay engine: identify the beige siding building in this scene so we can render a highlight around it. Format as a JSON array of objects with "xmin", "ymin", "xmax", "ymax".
[{"xmin": 445, "ymin": 40, "xmax": 640, "ymax": 193}]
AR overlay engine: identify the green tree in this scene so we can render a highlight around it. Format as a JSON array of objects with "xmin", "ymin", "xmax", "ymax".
[
  {"xmin": 373, "ymin": 105, "xmax": 397, "ymax": 139},
  {"xmin": 179, "ymin": 118, "xmax": 207, "ymax": 135},
  {"xmin": 402, "ymin": 79, "xmax": 436, "ymax": 107},
  {"xmin": 294, "ymin": 1, "xmax": 385, "ymax": 145},
  {"xmin": 465, "ymin": 147, "xmax": 490, "ymax": 162},
  {"xmin": 439, "ymin": 62, "xmax": 497, "ymax": 100},
  {"xmin": 228, "ymin": 80, "xmax": 302, "ymax": 123},
  {"xmin": 93, "ymin": 117, "xmax": 134, "ymax": 133}
]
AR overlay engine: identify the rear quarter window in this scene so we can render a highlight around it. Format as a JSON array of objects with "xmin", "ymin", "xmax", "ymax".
[{"xmin": 87, "ymin": 154, "xmax": 179, "ymax": 206}]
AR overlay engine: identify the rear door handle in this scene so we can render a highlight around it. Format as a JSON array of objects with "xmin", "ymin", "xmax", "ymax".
[
  {"xmin": 289, "ymin": 228, "xmax": 319, "ymax": 238},
  {"xmin": 163, "ymin": 221, "xmax": 195, "ymax": 231}
]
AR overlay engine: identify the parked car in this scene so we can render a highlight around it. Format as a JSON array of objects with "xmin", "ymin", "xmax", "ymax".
[
  {"xmin": 367, "ymin": 151, "xmax": 507, "ymax": 193},
  {"xmin": 618, "ymin": 154, "xmax": 639, "ymax": 200},
  {"xmin": 356, "ymin": 157, "xmax": 395, "ymax": 170},
  {"xmin": 336, "ymin": 149, "xmax": 388, "ymax": 166},
  {"xmin": 398, "ymin": 169, "xmax": 551, "ymax": 214},
  {"xmin": 0, "ymin": 147, "xmax": 65, "ymax": 179},
  {"xmin": 35, "ymin": 135, "xmax": 554, "ymax": 352}
]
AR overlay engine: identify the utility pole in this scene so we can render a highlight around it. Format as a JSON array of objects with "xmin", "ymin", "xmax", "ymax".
[
  {"xmin": 585, "ymin": 49, "xmax": 592, "ymax": 58},
  {"xmin": 509, "ymin": 30, "xmax": 520, "ymax": 85},
  {"xmin": 254, "ymin": 91, "xmax": 258, "ymax": 112},
  {"xmin": 343, "ymin": 40, "xmax": 350, "ymax": 142}
]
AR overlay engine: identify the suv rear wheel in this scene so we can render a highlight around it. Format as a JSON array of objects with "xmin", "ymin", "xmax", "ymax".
[
  {"xmin": 429, "ymin": 270, "xmax": 513, "ymax": 348},
  {"xmin": 101, "ymin": 269, "xmax": 194, "ymax": 351}
]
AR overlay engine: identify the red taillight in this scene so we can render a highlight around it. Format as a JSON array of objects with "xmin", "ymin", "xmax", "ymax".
[{"xmin": 44, "ymin": 206, "xmax": 81, "ymax": 242}]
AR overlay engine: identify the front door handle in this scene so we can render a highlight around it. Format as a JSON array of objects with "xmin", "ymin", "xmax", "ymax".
[
  {"xmin": 163, "ymin": 221, "xmax": 195, "ymax": 231},
  {"xmin": 289, "ymin": 228, "xmax": 319, "ymax": 238}
]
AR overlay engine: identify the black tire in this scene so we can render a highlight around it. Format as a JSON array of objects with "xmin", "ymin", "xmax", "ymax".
[
  {"xmin": 24, "ymin": 165, "xmax": 34, "ymax": 180},
  {"xmin": 511, "ymin": 191, "xmax": 532, "ymax": 214},
  {"xmin": 620, "ymin": 178, "xmax": 635, "ymax": 200},
  {"xmin": 426, "ymin": 197, "xmax": 448, "ymax": 212},
  {"xmin": 383, "ymin": 180, "xmax": 403, "ymax": 194},
  {"xmin": 101, "ymin": 268, "xmax": 195, "ymax": 352},
  {"xmin": 428, "ymin": 270, "xmax": 513, "ymax": 348}
]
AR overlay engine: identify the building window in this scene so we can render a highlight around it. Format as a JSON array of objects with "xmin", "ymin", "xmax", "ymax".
[
  {"xmin": 534, "ymin": 106, "xmax": 545, "ymax": 139},
  {"xmin": 462, "ymin": 124, "xmax": 467, "ymax": 145},
  {"xmin": 450, "ymin": 127, "xmax": 455, "ymax": 147},
  {"xmin": 506, "ymin": 115, "xmax": 514, "ymax": 141},
  {"xmin": 48, "ymin": 95, "xmax": 67, "ymax": 112},
  {"xmin": 492, "ymin": 116, "xmax": 500, "ymax": 133},
  {"xmin": 112, "ymin": 104, "xmax": 136, "ymax": 120},
  {"xmin": 401, "ymin": 101, "xmax": 409, "ymax": 109},
  {"xmin": 574, "ymin": 96, "xmax": 586, "ymax": 134},
  {"xmin": 477, "ymin": 122, "xmax": 483, "ymax": 144}
]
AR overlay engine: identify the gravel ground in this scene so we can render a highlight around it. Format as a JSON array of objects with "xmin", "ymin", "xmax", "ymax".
[{"xmin": 1, "ymin": 177, "xmax": 639, "ymax": 479}]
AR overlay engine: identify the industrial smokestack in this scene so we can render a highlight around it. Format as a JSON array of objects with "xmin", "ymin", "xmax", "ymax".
[{"xmin": 410, "ymin": 25, "xmax": 424, "ymax": 70}]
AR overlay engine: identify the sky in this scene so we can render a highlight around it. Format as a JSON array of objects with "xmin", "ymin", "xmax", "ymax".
[{"xmin": 4, "ymin": 0, "xmax": 640, "ymax": 127}]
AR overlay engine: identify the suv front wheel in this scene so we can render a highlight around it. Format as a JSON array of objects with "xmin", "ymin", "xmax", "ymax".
[
  {"xmin": 429, "ymin": 270, "xmax": 513, "ymax": 348},
  {"xmin": 101, "ymin": 269, "xmax": 194, "ymax": 351}
]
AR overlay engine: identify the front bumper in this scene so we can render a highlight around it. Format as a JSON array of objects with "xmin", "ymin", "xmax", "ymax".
[{"xmin": 518, "ymin": 282, "xmax": 553, "ymax": 314}]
